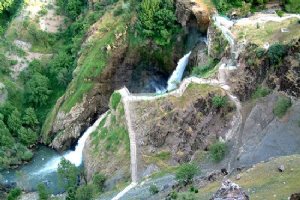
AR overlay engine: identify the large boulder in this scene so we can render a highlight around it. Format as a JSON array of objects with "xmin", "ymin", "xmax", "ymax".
[{"xmin": 211, "ymin": 180, "xmax": 249, "ymax": 200}]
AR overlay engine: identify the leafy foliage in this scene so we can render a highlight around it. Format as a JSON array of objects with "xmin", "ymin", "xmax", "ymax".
[
  {"xmin": 267, "ymin": 43, "xmax": 287, "ymax": 65},
  {"xmin": 37, "ymin": 183, "xmax": 49, "ymax": 200},
  {"xmin": 137, "ymin": 0, "xmax": 179, "ymax": 46},
  {"xmin": 192, "ymin": 59, "xmax": 218, "ymax": 77},
  {"xmin": 58, "ymin": 159, "xmax": 79, "ymax": 190},
  {"xmin": 210, "ymin": 141, "xmax": 227, "ymax": 162},
  {"xmin": 176, "ymin": 163, "xmax": 198, "ymax": 184},
  {"xmin": 75, "ymin": 185, "xmax": 96, "ymax": 200},
  {"xmin": 6, "ymin": 187, "xmax": 22, "ymax": 200},
  {"xmin": 273, "ymin": 96, "xmax": 292, "ymax": 118},
  {"xmin": 252, "ymin": 86, "xmax": 271, "ymax": 99},
  {"xmin": 212, "ymin": 95, "xmax": 228, "ymax": 108},
  {"xmin": 57, "ymin": 0, "xmax": 85, "ymax": 20},
  {"xmin": 92, "ymin": 173, "xmax": 106, "ymax": 193},
  {"xmin": 149, "ymin": 184, "xmax": 159, "ymax": 195}
]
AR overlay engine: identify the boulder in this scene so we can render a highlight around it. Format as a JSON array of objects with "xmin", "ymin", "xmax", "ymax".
[{"xmin": 210, "ymin": 179, "xmax": 249, "ymax": 200}]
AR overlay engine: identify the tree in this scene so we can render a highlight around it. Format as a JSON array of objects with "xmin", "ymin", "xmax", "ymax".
[
  {"xmin": 7, "ymin": 109, "xmax": 22, "ymax": 136},
  {"xmin": 92, "ymin": 173, "xmax": 106, "ymax": 192},
  {"xmin": 58, "ymin": 159, "xmax": 79, "ymax": 190},
  {"xmin": 0, "ymin": 0, "xmax": 14, "ymax": 14},
  {"xmin": 18, "ymin": 127, "xmax": 38, "ymax": 146},
  {"xmin": 6, "ymin": 187, "xmax": 22, "ymax": 200},
  {"xmin": 176, "ymin": 163, "xmax": 198, "ymax": 185},
  {"xmin": 25, "ymin": 73, "xmax": 52, "ymax": 106},
  {"xmin": 137, "ymin": 0, "xmax": 179, "ymax": 46},
  {"xmin": 22, "ymin": 107, "xmax": 39, "ymax": 129},
  {"xmin": 268, "ymin": 43, "xmax": 287, "ymax": 65},
  {"xmin": 37, "ymin": 183, "xmax": 49, "ymax": 200},
  {"xmin": 0, "ymin": 120, "xmax": 14, "ymax": 147}
]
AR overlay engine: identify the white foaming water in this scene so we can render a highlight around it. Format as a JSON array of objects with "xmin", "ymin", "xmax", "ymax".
[
  {"xmin": 33, "ymin": 112, "xmax": 107, "ymax": 175},
  {"xmin": 167, "ymin": 52, "xmax": 191, "ymax": 91}
]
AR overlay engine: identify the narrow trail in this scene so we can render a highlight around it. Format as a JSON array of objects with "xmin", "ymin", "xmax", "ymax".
[{"xmin": 113, "ymin": 72, "xmax": 242, "ymax": 199}]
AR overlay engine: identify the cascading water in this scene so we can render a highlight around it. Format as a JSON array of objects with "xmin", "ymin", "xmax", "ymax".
[
  {"xmin": 35, "ymin": 112, "xmax": 107, "ymax": 175},
  {"xmin": 167, "ymin": 52, "xmax": 192, "ymax": 91},
  {"xmin": 1, "ymin": 112, "xmax": 107, "ymax": 193}
]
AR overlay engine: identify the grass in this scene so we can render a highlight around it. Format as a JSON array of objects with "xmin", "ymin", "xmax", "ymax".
[
  {"xmin": 192, "ymin": 59, "xmax": 219, "ymax": 78},
  {"xmin": 212, "ymin": 95, "xmax": 227, "ymax": 108},
  {"xmin": 61, "ymin": 8, "xmax": 129, "ymax": 112},
  {"xmin": 197, "ymin": 154, "xmax": 300, "ymax": 200},
  {"xmin": 232, "ymin": 17, "xmax": 300, "ymax": 46},
  {"xmin": 273, "ymin": 96, "xmax": 292, "ymax": 118},
  {"xmin": 111, "ymin": 92, "xmax": 122, "ymax": 110},
  {"xmin": 143, "ymin": 151, "xmax": 172, "ymax": 169}
]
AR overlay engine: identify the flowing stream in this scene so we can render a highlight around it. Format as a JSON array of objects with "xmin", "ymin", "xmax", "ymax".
[{"xmin": 0, "ymin": 112, "xmax": 107, "ymax": 193}]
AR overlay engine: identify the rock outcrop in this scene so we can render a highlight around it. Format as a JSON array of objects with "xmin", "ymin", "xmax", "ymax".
[
  {"xmin": 175, "ymin": 0, "xmax": 214, "ymax": 33},
  {"xmin": 210, "ymin": 180, "xmax": 249, "ymax": 200}
]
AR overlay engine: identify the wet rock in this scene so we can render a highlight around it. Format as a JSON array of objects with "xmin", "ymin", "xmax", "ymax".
[
  {"xmin": 278, "ymin": 165, "xmax": 285, "ymax": 172},
  {"xmin": 210, "ymin": 179, "xmax": 249, "ymax": 200}
]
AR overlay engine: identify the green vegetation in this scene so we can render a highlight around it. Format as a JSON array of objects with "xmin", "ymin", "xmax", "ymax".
[
  {"xmin": 209, "ymin": 141, "xmax": 227, "ymax": 162},
  {"xmin": 6, "ymin": 187, "xmax": 22, "ymax": 200},
  {"xmin": 192, "ymin": 59, "xmax": 219, "ymax": 78},
  {"xmin": 111, "ymin": 92, "xmax": 122, "ymax": 110},
  {"xmin": 267, "ymin": 43, "xmax": 287, "ymax": 65},
  {"xmin": 93, "ymin": 173, "xmax": 106, "ymax": 193},
  {"xmin": 137, "ymin": 0, "xmax": 179, "ymax": 46},
  {"xmin": 149, "ymin": 184, "xmax": 159, "ymax": 195},
  {"xmin": 58, "ymin": 158, "xmax": 79, "ymax": 190},
  {"xmin": 212, "ymin": 95, "xmax": 228, "ymax": 108},
  {"xmin": 37, "ymin": 183, "xmax": 49, "ymax": 200},
  {"xmin": 273, "ymin": 96, "xmax": 292, "ymax": 118},
  {"xmin": 57, "ymin": 0, "xmax": 84, "ymax": 20},
  {"xmin": 75, "ymin": 184, "xmax": 96, "ymax": 200},
  {"xmin": 175, "ymin": 163, "xmax": 198, "ymax": 184},
  {"xmin": 275, "ymin": 10, "xmax": 284, "ymax": 17},
  {"xmin": 0, "ymin": 0, "xmax": 22, "ymax": 34},
  {"xmin": 252, "ymin": 86, "xmax": 271, "ymax": 99},
  {"xmin": 212, "ymin": 0, "xmax": 300, "ymax": 15}
]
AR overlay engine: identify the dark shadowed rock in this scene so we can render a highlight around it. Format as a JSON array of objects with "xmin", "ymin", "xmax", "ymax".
[
  {"xmin": 290, "ymin": 193, "xmax": 300, "ymax": 200},
  {"xmin": 278, "ymin": 165, "xmax": 285, "ymax": 172}
]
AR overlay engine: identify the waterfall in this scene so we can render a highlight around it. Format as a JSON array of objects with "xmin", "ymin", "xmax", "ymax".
[
  {"xmin": 34, "ymin": 112, "xmax": 107, "ymax": 175},
  {"xmin": 167, "ymin": 52, "xmax": 192, "ymax": 91}
]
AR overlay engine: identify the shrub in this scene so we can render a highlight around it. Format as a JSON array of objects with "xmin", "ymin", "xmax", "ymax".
[
  {"xmin": 92, "ymin": 173, "xmax": 106, "ymax": 192},
  {"xmin": 273, "ymin": 97, "xmax": 292, "ymax": 118},
  {"xmin": 7, "ymin": 188, "xmax": 22, "ymax": 200},
  {"xmin": 255, "ymin": 47, "xmax": 265, "ymax": 58},
  {"xmin": 267, "ymin": 43, "xmax": 287, "ymax": 65},
  {"xmin": 212, "ymin": 96, "xmax": 227, "ymax": 108},
  {"xmin": 284, "ymin": 0, "xmax": 300, "ymax": 13},
  {"xmin": 149, "ymin": 184, "xmax": 159, "ymax": 195},
  {"xmin": 111, "ymin": 92, "xmax": 122, "ymax": 110},
  {"xmin": 175, "ymin": 163, "xmax": 198, "ymax": 184},
  {"xmin": 37, "ymin": 183, "xmax": 49, "ymax": 200},
  {"xmin": 192, "ymin": 59, "xmax": 218, "ymax": 78},
  {"xmin": 210, "ymin": 141, "xmax": 228, "ymax": 162},
  {"xmin": 57, "ymin": 159, "xmax": 79, "ymax": 190},
  {"xmin": 252, "ymin": 86, "xmax": 271, "ymax": 99},
  {"xmin": 75, "ymin": 185, "xmax": 96, "ymax": 200},
  {"xmin": 275, "ymin": 10, "xmax": 284, "ymax": 17}
]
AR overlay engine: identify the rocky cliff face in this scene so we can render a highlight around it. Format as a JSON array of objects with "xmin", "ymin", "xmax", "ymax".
[
  {"xmin": 230, "ymin": 39, "xmax": 300, "ymax": 101},
  {"xmin": 127, "ymin": 84, "xmax": 236, "ymax": 177},
  {"xmin": 175, "ymin": 0, "xmax": 214, "ymax": 33}
]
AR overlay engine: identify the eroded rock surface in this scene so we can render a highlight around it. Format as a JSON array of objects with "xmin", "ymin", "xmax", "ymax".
[{"xmin": 210, "ymin": 180, "xmax": 249, "ymax": 200}]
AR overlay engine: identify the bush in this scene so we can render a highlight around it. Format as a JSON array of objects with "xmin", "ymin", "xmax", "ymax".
[
  {"xmin": 7, "ymin": 188, "xmax": 22, "ymax": 200},
  {"xmin": 275, "ymin": 10, "xmax": 284, "ymax": 17},
  {"xmin": 149, "ymin": 184, "xmax": 159, "ymax": 195},
  {"xmin": 175, "ymin": 163, "xmax": 198, "ymax": 184},
  {"xmin": 37, "ymin": 183, "xmax": 49, "ymax": 200},
  {"xmin": 210, "ymin": 141, "xmax": 228, "ymax": 162},
  {"xmin": 111, "ymin": 92, "xmax": 122, "ymax": 110},
  {"xmin": 273, "ymin": 97, "xmax": 292, "ymax": 118},
  {"xmin": 284, "ymin": 0, "xmax": 300, "ymax": 13},
  {"xmin": 57, "ymin": 159, "xmax": 79, "ymax": 190},
  {"xmin": 212, "ymin": 96, "xmax": 227, "ymax": 108},
  {"xmin": 252, "ymin": 86, "xmax": 271, "ymax": 99},
  {"xmin": 92, "ymin": 173, "xmax": 106, "ymax": 192},
  {"xmin": 192, "ymin": 59, "xmax": 218, "ymax": 78},
  {"xmin": 267, "ymin": 43, "xmax": 287, "ymax": 65},
  {"xmin": 75, "ymin": 185, "xmax": 96, "ymax": 200}
]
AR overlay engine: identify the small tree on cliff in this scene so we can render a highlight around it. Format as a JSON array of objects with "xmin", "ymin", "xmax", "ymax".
[{"xmin": 58, "ymin": 158, "xmax": 79, "ymax": 190}]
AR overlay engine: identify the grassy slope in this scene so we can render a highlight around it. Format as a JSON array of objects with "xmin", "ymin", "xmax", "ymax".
[
  {"xmin": 41, "ymin": 4, "xmax": 131, "ymax": 140},
  {"xmin": 233, "ymin": 17, "xmax": 300, "ymax": 46},
  {"xmin": 60, "ymin": 6, "xmax": 129, "ymax": 112},
  {"xmin": 196, "ymin": 154, "xmax": 300, "ymax": 199}
]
